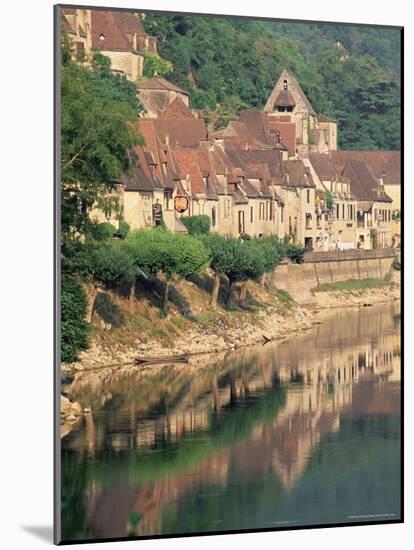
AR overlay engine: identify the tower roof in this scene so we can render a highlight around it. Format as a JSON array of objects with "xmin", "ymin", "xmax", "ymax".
[
  {"xmin": 274, "ymin": 89, "xmax": 296, "ymax": 108},
  {"xmin": 265, "ymin": 69, "xmax": 316, "ymax": 116}
]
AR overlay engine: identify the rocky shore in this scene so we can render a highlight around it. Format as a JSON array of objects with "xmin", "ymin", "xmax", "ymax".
[
  {"xmin": 62, "ymin": 283, "xmax": 399, "ymax": 374},
  {"xmin": 60, "ymin": 395, "xmax": 83, "ymax": 438}
]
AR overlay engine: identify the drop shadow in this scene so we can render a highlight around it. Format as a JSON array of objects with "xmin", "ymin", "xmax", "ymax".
[{"xmin": 21, "ymin": 525, "xmax": 54, "ymax": 543}]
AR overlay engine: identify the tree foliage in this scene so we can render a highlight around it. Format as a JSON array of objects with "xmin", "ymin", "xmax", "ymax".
[
  {"xmin": 61, "ymin": 276, "xmax": 90, "ymax": 363},
  {"xmin": 141, "ymin": 15, "xmax": 400, "ymax": 148},
  {"xmin": 181, "ymin": 215, "xmax": 211, "ymax": 235}
]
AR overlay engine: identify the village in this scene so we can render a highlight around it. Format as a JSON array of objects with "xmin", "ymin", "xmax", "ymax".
[{"xmin": 62, "ymin": 8, "xmax": 401, "ymax": 252}]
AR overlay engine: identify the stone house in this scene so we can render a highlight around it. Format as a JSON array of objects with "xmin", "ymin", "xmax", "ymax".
[
  {"xmin": 278, "ymin": 160, "xmax": 317, "ymax": 248},
  {"xmin": 338, "ymin": 159, "xmax": 394, "ymax": 249},
  {"xmin": 264, "ymin": 70, "xmax": 338, "ymax": 157},
  {"xmin": 330, "ymin": 151, "xmax": 401, "ymax": 246},
  {"xmin": 308, "ymin": 153, "xmax": 358, "ymax": 250},
  {"xmin": 90, "ymin": 11, "xmax": 156, "ymax": 81},
  {"xmin": 137, "ymin": 79, "xmax": 191, "ymax": 118},
  {"xmin": 61, "ymin": 8, "xmax": 92, "ymax": 61}
]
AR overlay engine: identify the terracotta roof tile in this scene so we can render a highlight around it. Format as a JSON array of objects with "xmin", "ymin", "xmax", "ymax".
[
  {"xmin": 342, "ymin": 160, "xmax": 392, "ymax": 203},
  {"xmin": 159, "ymin": 97, "xmax": 194, "ymax": 119},
  {"xmin": 137, "ymin": 78, "xmax": 189, "ymax": 95},
  {"xmin": 310, "ymin": 153, "xmax": 338, "ymax": 180},
  {"xmin": 330, "ymin": 151, "xmax": 400, "ymax": 185}
]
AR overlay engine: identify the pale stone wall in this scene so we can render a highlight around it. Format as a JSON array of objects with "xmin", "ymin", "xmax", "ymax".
[
  {"xmin": 139, "ymin": 89, "xmax": 189, "ymax": 118},
  {"xmin": 318, "ymin": 121, "xmax": 337, "ymax": 151},
  {"xmin": 101, "ymin": 49, "xmax": 144, "ymax": 81},
  {"xmin": 272, "ymin": 249, "xmax": 398, "ymax": 305}
]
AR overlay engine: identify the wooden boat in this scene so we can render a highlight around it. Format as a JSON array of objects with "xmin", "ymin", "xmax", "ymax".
[{"xmin": 134, "ymin": 354, "xmax": 189, "ymax": 365}]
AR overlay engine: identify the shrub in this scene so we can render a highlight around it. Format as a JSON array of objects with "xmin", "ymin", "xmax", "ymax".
[
  {"xmin": 326, "ymin": 191, "xmax": 334, "ymax": 211},
  {"xmin": 91, "ymin": 242, "xmax": 135, "ymax": 287},
  {"xmin": 115, "ymin": 220, "xmax": 130, "ymax": 240},
  {"xmin": 284, "ymin": 243, "xmax": 305, "ymax": 264},
  {"xmin": 61, "ymin": 277, "xmax": 90, "ymax": 363},
  {"xmin": 181, "ymin": 215, "xmax": 211, "ymax": 235},
  {"xmin": 88, "ymin": 222, "xmax": 116, "ymax": 241}
]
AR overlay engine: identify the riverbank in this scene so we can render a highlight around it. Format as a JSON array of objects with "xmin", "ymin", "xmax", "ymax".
[{"xmin": 62, "ymin": 275, "xmax": 400, "ymax": 374}]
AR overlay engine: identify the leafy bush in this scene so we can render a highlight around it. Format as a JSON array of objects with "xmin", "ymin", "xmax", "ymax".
[
  {"xmin": 115, "ymin": 220, "xmax": 130, "ymax": 240},
  {"xmin": 325, "ymin": 192, "xmax": 334, "ymax": 211},
  {"xmin": 88, "ymin": 222, "xmax": 116, "ymax": 241},
  {"xmin": 91, "ymin": 242, "xmax": 136, "ymax": 287},
  {"xmin": 284, "ymin": 243, "xmax": 305, "ymax": 264},
  {"xmin": 181, "ymin": 215, "xmax": 211, "ymax": 235},
  {"xmin": 61, "ymin": 277, "xmax": 90, "ymax": 363}
]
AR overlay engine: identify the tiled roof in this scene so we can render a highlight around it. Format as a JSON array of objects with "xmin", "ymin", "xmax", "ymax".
[
  {"xmin": 159, "ymin": 97, "xmax": 194, "ymax": 119},
  {"xmin": 330, "ymin": 151, "xmax": 400, "ymax": 185},
  {"xmin": 318, "ymin": 113, "xmax": 337, "ymax": 123},
  {"xmin": 265, "ymin": 69, "xmax": 316, "ymax": 116},
  {"xmin": 236, "ymin": 110, "xmax": 290, "ymax": 152},
  {"xmin": 122, "ymin": 148, "xmax": 156, "ymax": 192},
  {"xmin": 137, "ymin": 78, "xmax": 189, "ymax": 95},
  {"xmin": 173, "ymin": 150, "xmax": 205, "ymax": 195},
  {"xmin": 91, "ymin": 10, "xmax": 135, "ymax": 52},
  {"xmin": 310, "ymin": 153, "xmax": 338, "ymax": 181},
  {"xmin": 149, "ymin": 118, "xmax": 207, "ymax": 148},
  {"xmin": 274, "ymin": 89, "xmax": 296, "ymax": 107},
  {"xmin": 283, "ymin": 160, "xmax": 316, "ymax": 188},
  {"xmin": 342, "ymin": 160, "xmax": 392, "ymax": 203}
]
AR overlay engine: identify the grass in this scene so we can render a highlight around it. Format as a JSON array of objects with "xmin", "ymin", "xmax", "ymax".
[{"xmin": 315, "ymin": 277, "xmax": 393, "ymax": 292}]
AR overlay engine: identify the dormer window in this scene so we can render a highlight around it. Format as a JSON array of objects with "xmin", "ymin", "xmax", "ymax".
[{"xmin": 283, "ymin": 79, "xmax": 288, "ymax": 90}]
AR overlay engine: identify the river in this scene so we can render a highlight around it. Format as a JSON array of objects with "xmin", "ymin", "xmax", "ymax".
[{"xmin": 60, "ymin": 302, "xmax": 401, "ymax": 542}]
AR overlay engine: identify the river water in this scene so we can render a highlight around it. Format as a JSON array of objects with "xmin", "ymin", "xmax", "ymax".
[{"xmin": 61, "ymin": 302, "xmax": 401, "ymax": 542}]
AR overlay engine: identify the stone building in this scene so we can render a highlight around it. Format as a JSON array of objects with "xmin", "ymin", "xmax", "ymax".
[
  {"xmin": 137, "ymin": 78, "xmax": 191, "ymax": 118},
  {"xmin": 308, "ymin": 153, "xmax": 358, "ymax": 250},
  {"xmin": 337, "ymin": 159, "xmax": 394, "ymax": 249},
  {"xmin": 330, "ymin": 151, "xmax": 401, "ymax": 246},
  {"xmin": 61, "ymin": 8, "xmax": 92, "ymax": 61},
  {"xmin": 264, "ymin": 70, "xmax": 338, "ymax": 157},
  {"xmin": 90, "ymin": 10, "xmax": 156, "ymax": 81}
]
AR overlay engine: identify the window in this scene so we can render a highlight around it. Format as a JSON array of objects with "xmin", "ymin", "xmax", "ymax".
[
  {"xmin": 238, "ymin": 211, "xmax": 245, "ymax": 234},
  {"xmin": 259, "ymin": 202, "xmax": 265, "ymax": 220},
  {"xmin": 281, "ymin": 205, "xmax": 284, "ymax": 223},
  {"xmin": 306, "ymin": 213, "xmax": 312, "ymax": 230},
  {"xmin": 342, "ymin": 204, "xmax": 345, "ymax": 219},
  {"xmin": 270, "ymin": 203, "xmax": 273, "ymax": 221},
  {"xmin": 287, "ymin": 106, "xmax": 293, "ymax": 112},
  {"xmin": 306, "ymin": 189, "xmax": 310, "ymax": 203},
  {"xmin": 250, "ymin": 206, "xmax": 254, "ymax": 223},
  {"xmin": 336, "ymin": 204, "xmax": 340, "ymax": 219},
  {"xmin": 283, "ymin": 79, "xmax": 288, "ymax": 90}
]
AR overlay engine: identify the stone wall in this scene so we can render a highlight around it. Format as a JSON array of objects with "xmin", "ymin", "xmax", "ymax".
[{"xmin": 272, "ymin": 248, "xmax": 399, "ymax": 305}]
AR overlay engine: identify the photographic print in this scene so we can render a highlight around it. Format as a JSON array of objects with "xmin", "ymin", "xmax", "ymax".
[{"xmin": 55, "ymin": 4, "xmax": 402, "ymax": 544}]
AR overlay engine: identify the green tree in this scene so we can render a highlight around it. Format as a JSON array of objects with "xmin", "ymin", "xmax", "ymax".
[
  {"xmin": 124, "ymin": 229, "xmax": 210, "ymax": 313},
  {"xmin": 142, "ymin": 50, "xmax": 173, "ymax": 78},
  {"xmin": 181, "ymin": 215, "xmax": 211, "ymax": 235},
  {"xmin": 61, "ymin": 276, "xmax": 90, "ymax": 363}
]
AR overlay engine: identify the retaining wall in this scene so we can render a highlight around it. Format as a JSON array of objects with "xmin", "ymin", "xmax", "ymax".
[{"xmin": 272, "ymin": 248, "xmax": 399, "ymax": 305}]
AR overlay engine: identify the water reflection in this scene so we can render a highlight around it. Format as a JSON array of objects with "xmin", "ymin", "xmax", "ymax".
[{"xmin": 61, "ymin": 302, "xmax": 401, "ymax": 541}]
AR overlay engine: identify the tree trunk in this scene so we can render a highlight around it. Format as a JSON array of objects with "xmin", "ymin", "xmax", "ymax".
[
  {"xmin": 225, "ymin": 280, "xmax": 235, "ymax": 308},
  {"xmin": 240, "ymin": 281, "xmax": 247, "ymax": 303},
  {"xmin": 85, "ymin": 284, "xmax": 98, "ymax": 323},
  {"xmin": 210, "ymin": 271, "xmax": 221, "ymax": 310},
  {"xmin": 128, "ymin": 279, "xmax": 136, "ymax": 313},
  {"xmin": 163, "ymin": 280, "xmax": 170, "ymax": 314},
  {"xmin": 260, "ymin": 273, "xmax": 267, "ymax": 289}
]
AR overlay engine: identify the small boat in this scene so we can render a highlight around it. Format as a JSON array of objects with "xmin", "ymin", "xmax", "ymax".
[{"xmin": 134, "ymin": 354, "xmax": 189, "ymax": 365}]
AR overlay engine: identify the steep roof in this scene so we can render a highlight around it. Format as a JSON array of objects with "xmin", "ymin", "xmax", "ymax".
[
  {"xmin": 137, "ymin": 78, "xmax": 189, "ymax": 96},
  {"xmin": 173, "ymin": 150, "xmax": 206, "ymax": 195},
  {"xmin": 309, "ymin": 153, "xmax": 338, "ymax": 181},
  {"xmin": 236, "ymin": 110, "xmax": 290, "ymax": 152},
  {"xmin": 122, "ymin": 148, "xmax": 156, "ymax": 192},
  {"xmin": 265, "ymin": 69, "xmax": 316, "ymax": 116},
  {"xmin": 150, "ymin": 118, "xmax": 207, "ymax": 148},
  {"xmin": 274, "ymin": 89, "xmax": 296, "ymax": 108},
  {"xmin": 330, "ymin": 151, "xmax": 400, "ymax": 185},
  {"xmin": 91, "ymin": 10, "xmax": 137, "ymax": 52},
  {"xmin": 318, "ymin": 113, "xmax": 337, "ymax": 123},
  {"xmin": 283, "ymin": 160, "xmax": 315, "ymax": 188},
  {"xmin": 342, "ymin": 160, "xmax": 392, "ymax": 203},
  {"xmin": 159, "ymin": 97, "xmax": 194, "ymax": 119}
]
